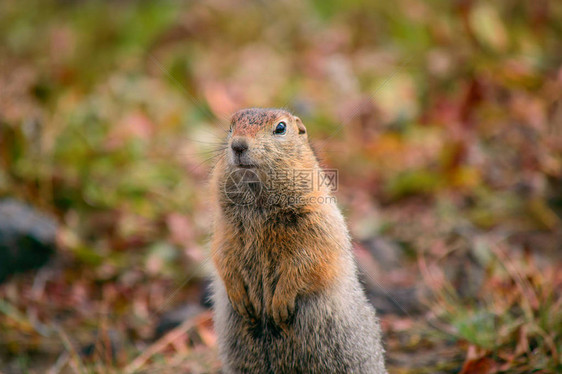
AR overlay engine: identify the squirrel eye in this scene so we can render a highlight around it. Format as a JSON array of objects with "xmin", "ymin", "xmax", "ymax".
[{"xmin": 274, "ymin": 121, "xmax": 287, "ymax": 135}]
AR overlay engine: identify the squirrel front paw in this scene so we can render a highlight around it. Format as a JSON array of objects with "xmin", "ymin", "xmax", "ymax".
[
  {"xmin": 268, "ymin": 292, "xmax": 295, "ymax": 327},
  {"xmin": 227, "ymin": 284, "xmax": 258, "ymax": 323}
]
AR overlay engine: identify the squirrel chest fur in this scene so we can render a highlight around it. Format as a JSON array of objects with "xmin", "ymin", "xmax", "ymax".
[{"xmin": 210, "ymin": 108, "xmax": 386, "ymax": 373}]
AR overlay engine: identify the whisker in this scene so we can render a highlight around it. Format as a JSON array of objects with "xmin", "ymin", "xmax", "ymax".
[{"xmin": 184, "ymin": 152, "xmax": 226, "ymax": 175}]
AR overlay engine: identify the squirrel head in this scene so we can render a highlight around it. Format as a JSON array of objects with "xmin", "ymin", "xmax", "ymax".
[
  {"xmin": 226, "ymin": 108, "xmax": 310, "ymax": 170},
  {"xmin": 213, "ymin": 108, "xmax": 324, "ymax": 209}
]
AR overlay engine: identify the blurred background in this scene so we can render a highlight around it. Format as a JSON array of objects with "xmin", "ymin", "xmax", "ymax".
[{"xmin": 0, "ymin": 0, "xmax": 561, "ymax": 373}]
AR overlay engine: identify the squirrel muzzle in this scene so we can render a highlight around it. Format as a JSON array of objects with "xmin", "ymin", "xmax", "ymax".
[{"xmin": 229, "ymin": 136, "xmax": 255, "ymax": 168}]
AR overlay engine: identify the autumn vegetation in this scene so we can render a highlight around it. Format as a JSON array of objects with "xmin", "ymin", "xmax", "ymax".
[{"xmin": 0, "ymin": 0, "xmax": 561, "ymax": 373}]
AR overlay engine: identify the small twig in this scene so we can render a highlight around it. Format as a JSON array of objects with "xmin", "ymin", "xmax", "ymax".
[
  {"xmin": 0, "ymin": 299, "xmax": 35, "ymax": 332},
  {"xmin": 46, "ymin": 351, "xmax": 70, "ymax": 374},
  {"xmin": 491, "ymin": 243, "xmax": 540, "ymax": 318},
  {"xmin": 124, "ymin": 310, "xmax": 212, "ymax": 374},
  {"xmin": 54, "ymin": 325, "xmax": 87, "ymax": 374}
]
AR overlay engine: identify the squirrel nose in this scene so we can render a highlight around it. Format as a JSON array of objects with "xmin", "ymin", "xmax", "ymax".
[{"xmin": 231, "ymin": 138, "xmax": 248, "ymax": 155}]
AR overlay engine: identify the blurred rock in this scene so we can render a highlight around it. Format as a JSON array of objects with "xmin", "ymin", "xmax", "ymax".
[
  {"xmin": 362, "ymin": 237, "xmax": 404, "ymax": 270},
  {"xmin": 366, "ymin": 286, "xmax": 424, "ymax": 316},
  {"xmin": 0, "ymin": 198, "xmax": 57, "ymax": 283},
  {"xmin": 153, "ymin": 303, "xmax": 206, "ymax": 339},
  {"xmin": 356, "ymin": 237, "xmax": 424, "ymax": 315},
  {"xmin": 153, "ymin": 278, "xmax": 213, "ymax": 339}
]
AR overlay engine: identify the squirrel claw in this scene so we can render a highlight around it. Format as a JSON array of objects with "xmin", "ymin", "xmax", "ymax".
[
  {"xmin": 270, "ymin": 295, "xmax": 295, "ymax": 327},
  {"xmin": 228, "ymin": 293, "xmax": 257, "ymax": 322}
]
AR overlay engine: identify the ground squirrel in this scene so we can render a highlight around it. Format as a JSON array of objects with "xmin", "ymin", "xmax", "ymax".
[{"xmin": 210, "ymin": 108, "xmax": 386, "ymax": 373}]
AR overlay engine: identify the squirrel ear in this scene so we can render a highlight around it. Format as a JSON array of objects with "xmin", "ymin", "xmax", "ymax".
[{"xmin": 295, "ymin": 117, "xmax": 306, "ymax": 135}]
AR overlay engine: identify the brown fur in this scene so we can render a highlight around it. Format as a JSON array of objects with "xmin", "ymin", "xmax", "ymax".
[{"xmin": 209, "ymin": 108, "xmax": 386, "ymax": 373}]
